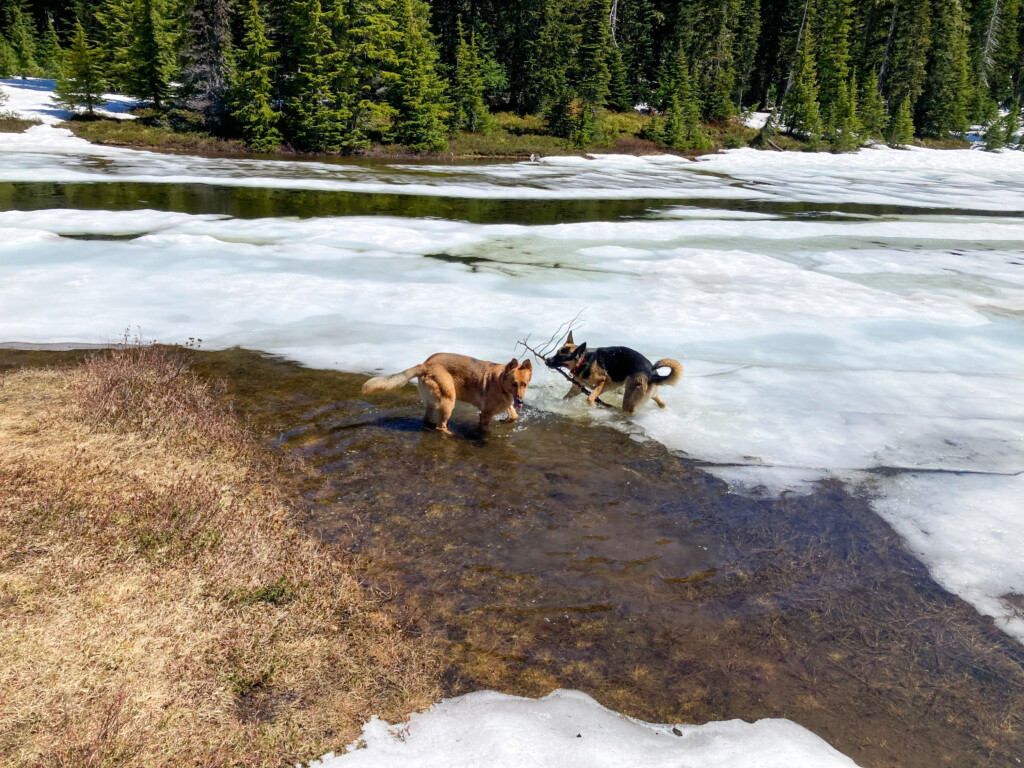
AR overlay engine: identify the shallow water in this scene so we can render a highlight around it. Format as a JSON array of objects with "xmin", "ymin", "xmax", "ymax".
[{"xmin": 183, "ymin": 348, "xmax": 1022, "ymax": 768}]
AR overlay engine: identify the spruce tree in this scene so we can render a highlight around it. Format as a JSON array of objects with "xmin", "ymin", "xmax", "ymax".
[
  {"xmin": 283, "ymin": 0, "xmax": 341, "ymax": 151},
  {"xmin": 451, "ymin": 18, "xmax": 491, "ymax": 132},
  {"xmin": 127, "ymin": 0, "xmax": 177, "ymax": 108},
  {"xmin": 231, "ymin": 0, "xmax": 281, "ymax": 151},
  {"xmin": 606, "ymin": 42, "xmax": 633, "ymax": 112},
  {"xmin": 93, "ymin": 0, "xmax": 137, "ymax": 92},
  {"xmin": 53, "ymin": 21, "xmax": 105, "ymax": 116},
  {"xmin": 0, "ymin": 36, "xmax": 15, "ymax": 79},
  {"xmin": 886, "ymin": 96, "xmax": 915, "ymax": 145},
  {"xmin": 983, "ymin": 114, "xmax": 1006, "ymax": 147},
  {"xmin": 5, "ymin": 2, "xmax": 39, "ymax": 77},
  {"xmin": 831, "ymin": 74, "xmax": 863, "ymax": 150},
  {"xmin": 38, "ymin": 18, "xmax": 65, "ymax": 78},
  {"xmin": 343, "ymin": 0, "xmax": 401, "ymax": 150},
  {"xmin": 616, "ymin": 0, "xmax": 658, "ymax": 106},
  {"xmin": 179, "ymin": 0, "xmax": 234, "ymax": 127},
  {"xmin": 573, "ymin": 0, "xmax": 612, "ymax": 145},
  {"xmin": 917, "ymin": 0, "xmax": 972, "ymax": 137},
  {"xmin": 390, "ymin": 0, "xmax": 449, "ymax": 152},
  {"xmin": 858, "ymin": 69, "xmax": 889, "ymax": 138},
  {"xmin": 663, "ymin": 47, "xmax": 709, "ymax": 151},
  {"xmin": 817, "ymin": 0, "xmax": 853, "ymax": 135},
  {"xmin": 782, "ymin": 27, "xmax": 823, "ymax": 142},
  {"xmin": 882, "ymin": 0, "xmax": 932, "ymax": 113},
  {"xmin": 1005, "ymin": 98, "xmax": 1021, "ymax": 146},
  {"xmin": 733, "ymin": 0, "xmax": 762, "ymax": 106}
]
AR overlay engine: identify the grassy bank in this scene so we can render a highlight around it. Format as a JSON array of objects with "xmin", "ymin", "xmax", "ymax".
[
  {"xmin": 59, "ymin": 108, "xmax": 765, "ymax": 159},
  {"xmin": 0, "ymin": 113, "xmax": 42, "ymax": 132},
  {"xmin": 0, "ymin": 344, "xmax": 440, "ymax": 767}
]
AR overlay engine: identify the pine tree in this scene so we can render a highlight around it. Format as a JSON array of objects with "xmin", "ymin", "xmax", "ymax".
[
  {"xmin": 231, "ymin": 0, "xmax": 281, "ymax": 151},
  {"xmin": 53, "ymin": 21, "xmax": 105, "ymax": 116},
  {"xmin": 663, "ymin": 47, "xmax": 709, "ymax": 151},
  {"xmin": 179, "ymin": 0, "xmax": 234, "ymax": 127},
  {"xmin": 38, "ymin": 18, "xmax": 66, "ymax": 78},
  {"xmin": 0, "ymin": 36, "xmax": 15, "ymax": 79},
  {"xmin": 917, "ymin": 0, "xmax": 972, "ymax": 137},
  {"xmin": 451, "ymin": 18, "xmax": 491, "ymax": 132},
  {"xmin": 343, "ymin": 0, "xmax": 401, "ymax": 150},
  {"xmin": 606, "ymin": 42, "xmax": 633, "ymax": 112},
  {"xmin": 783, "ymin": 27, "xmax": 823, "ymax": 142},
  {"xmin": 831, "ymin": 74, "xmax": 863, "ymax": 149},
  {"xmin": 881, "ymin": 0, "xmax": 932, "ymax": 113},
  {"xmin": 390, "ymin": 0, "xmax": 449, "ymax": 152},
  {"xmin": 886, "ymin": 96, "xmax": 915, "ymax": 144},
  {"xmin": 733, "ymin": 0, "xmax": 762, "ymax": 106},
  {"xmin": 573, "ymin": 0, "xmax": 612, "ymax": 145},
  {"xmin": 858, "ymin": 69, "xmax": 889, "ymax": 138},
  {"xmin": 817, "ymin": 0, "xmax": 853, "ymax": 135},
  {"xmin": 983, "ymin": 114, "xmax": 1006, "ymax": 147},
  {"xmin": 616, "ymin": 0, "xmax": 658, "ymax": 106},
  {"xmin": 127, "ymin": 0, "xmax": 177, "ymax": 108},
  {"xmin": 93, "ymin": 0, "xmax": 137, "ymax": 92},
  {"xmin": 1005, "ymin": 98, "xmax": 1022, "ymax": 146},
  {"xmin": 5, "ymin": 2, "xmax": 39, "ymax": 77},
  {"xmin": 283, "ymin": 0, "xmax": 341, "ymax": 151}
]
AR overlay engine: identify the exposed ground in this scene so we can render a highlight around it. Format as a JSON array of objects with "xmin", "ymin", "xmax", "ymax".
[{"xmin": 0, "ymin": 346, "xmax": 440, "ymax": 768}]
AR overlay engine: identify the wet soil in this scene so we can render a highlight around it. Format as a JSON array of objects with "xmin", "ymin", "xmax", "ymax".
[{"xmin": 4, "ymin": 347, "xmax": 1023, "ymax": 768}]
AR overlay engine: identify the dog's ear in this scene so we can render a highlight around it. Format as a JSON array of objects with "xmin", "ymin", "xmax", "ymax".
[
  {"xmin": 504, "ymin": 358, "xmax": 518, "ymax": 373},
  {"xmin": 520, "ymin": 359, "xmax": 532, "ymax": 370},
  {"xmin": 566, "ymin": 331, "xmax": 574, "ymax": 345},
  {"xmin": 574, "ymin": 342, "xmax": 587, "ymax": 356}
]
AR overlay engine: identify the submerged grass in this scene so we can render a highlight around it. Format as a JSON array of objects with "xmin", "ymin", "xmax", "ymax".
[
  {"xmin": 0, "ymin": 344, "xmax": 440, "ymax": 767},
  {"xmin": 0, "ymin": 112, "xmax": 42, "ymax": 132}
]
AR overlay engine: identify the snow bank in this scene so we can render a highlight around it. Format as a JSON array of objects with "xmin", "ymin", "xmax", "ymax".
[
  {"xmin": 320, "ymin": 690, "xmax": 861, "ymax": 768},
  {"xmin": 1, "ymin": 77, "xmax": 138, "ymax": 125}
]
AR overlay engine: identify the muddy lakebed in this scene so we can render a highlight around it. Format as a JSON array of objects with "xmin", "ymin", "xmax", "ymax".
[{"xmin": 1, "ymin": 144, "xmax": 1023, "ymax": 766}]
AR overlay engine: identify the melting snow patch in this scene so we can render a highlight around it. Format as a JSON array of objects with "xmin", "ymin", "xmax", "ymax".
[{"xmin": 320, "ymin": 690, "xmax": 861, "ymax": 768}]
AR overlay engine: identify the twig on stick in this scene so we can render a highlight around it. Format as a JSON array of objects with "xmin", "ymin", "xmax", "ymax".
[{"xmin": 516, "ymin": 333, "xmax": 616, "ymax": 410}]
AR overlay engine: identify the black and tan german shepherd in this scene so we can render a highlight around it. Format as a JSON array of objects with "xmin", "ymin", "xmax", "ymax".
[{"xmin": 545, "ymin": 332, "xmax": 683, "ymax": 413}]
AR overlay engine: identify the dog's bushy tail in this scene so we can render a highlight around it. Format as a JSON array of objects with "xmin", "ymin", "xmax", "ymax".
[
  {"xmin": 361, "ymin": 365, "xmax": 424, "ymax": 394},
  {"xmin": 651, "ymin": 359, "xmax": 683, "ymax": 387}
]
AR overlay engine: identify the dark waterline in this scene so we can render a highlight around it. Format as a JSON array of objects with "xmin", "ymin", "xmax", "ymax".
[{"xmin": 3, "ymin": 180, "xmax": 1023, "ymax": 225}]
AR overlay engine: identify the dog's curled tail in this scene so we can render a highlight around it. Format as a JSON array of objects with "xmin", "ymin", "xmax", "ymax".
[
  {"xmin": 651, "ymin": 359, "xmax": 683, "ymax": 387},
  {"xmin": 361, "ymin": 365, "xmax": 423, "ymax": 394}
]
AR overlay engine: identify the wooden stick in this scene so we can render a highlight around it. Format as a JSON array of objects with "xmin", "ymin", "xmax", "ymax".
[{"xmin": 516, "ymin": 337, "xmax": 616, "ymax": 409}]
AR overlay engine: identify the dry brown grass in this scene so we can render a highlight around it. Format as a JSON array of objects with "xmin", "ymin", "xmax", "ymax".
[{"xmin": 0, "ymin": 344, "xmax": 440, "ymax": 767}]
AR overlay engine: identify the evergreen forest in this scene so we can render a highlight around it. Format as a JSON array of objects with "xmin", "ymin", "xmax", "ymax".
[{"xmin": 1, "ymin": 0, "xmax": 1022, "ymax": 152}]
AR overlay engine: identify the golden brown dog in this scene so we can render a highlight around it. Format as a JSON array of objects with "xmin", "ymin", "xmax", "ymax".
[
  {"xmin": 361, "ymin": 353, "xmax": 533, "ymax": 434},
  {"xmin": 545, "ymin": 332, "xmax": 682, "ymax": 413}
]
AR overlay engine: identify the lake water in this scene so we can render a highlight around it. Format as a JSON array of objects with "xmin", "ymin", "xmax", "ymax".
[{"xmin": 1, "ymin": 116, "xmax": 1023, "ymax": 766}]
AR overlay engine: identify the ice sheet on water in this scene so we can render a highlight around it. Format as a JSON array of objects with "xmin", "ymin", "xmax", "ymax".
[{"xmin": 321, "ymin": 689, "xmax": 861, "ymax": 768}]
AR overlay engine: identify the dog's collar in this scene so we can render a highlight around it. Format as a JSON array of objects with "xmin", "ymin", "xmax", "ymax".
[{"xmin": 571, "ymin": 356, "xmax": 586, "ymax": 375}]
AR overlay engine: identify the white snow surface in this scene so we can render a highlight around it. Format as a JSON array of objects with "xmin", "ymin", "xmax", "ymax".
[
  {"xmin": 321, "ymin": 690, "xmax": 861, "ymax": 768},
  {"xmin": 1, "ymin": 78, "xmax": 1023, "ymax": 650},
  {"xmin": 2, "ymin": 77, "xmax": 138, "ymax": 124}
]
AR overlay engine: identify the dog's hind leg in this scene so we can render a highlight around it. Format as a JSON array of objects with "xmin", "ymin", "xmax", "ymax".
[
  {"xmin": 417, "ymin": 380, "xmax": 438, "ymax": 426},
  {"xmin": 622, "ymin": 376, "xmax": 651, "ymax": 414}
]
